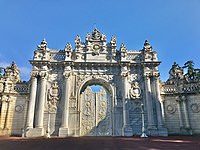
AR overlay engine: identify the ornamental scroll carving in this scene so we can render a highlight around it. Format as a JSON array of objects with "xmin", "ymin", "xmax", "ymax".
[
  {"xmin": 129, "ymin": 82, "xmax": 142, "ymax": 100},
  {"xmin": 166, "ymin": 104, "xmax": 176, "ymax": 114},
  {"xmin": 191, "ymin": 103, "xmax": 200, "ymax": 113},
  {"xmin": 48, "ymin": 82, "xmax": 60, "ymax": 111}
]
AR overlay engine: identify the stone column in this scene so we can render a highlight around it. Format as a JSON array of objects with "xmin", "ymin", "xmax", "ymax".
[
  {"xmin": 26, "ymin": 74, "xmax": 38, "ymax": 129},
  {"xmin": 176, "ymin": 97, "xmax": 184, "ymax": 128},
  {"xmin": 154, "ymin": 76, "xmax": 164, "ymax": 128},
  {"xmin": 121, "ymin": 73, "xmax": 132, "ymax": 136},
  {"xmin": 35, "ymin": 72, "xmax": 47, "ymax": 128},
  {"xmin": 160, "ymin": 99, "xmax": 166, "ymax": 125},
  {"xmin": 4, "ymin": 96, "xmax": 11, "ymax": 130},
  {"xmin": 181, "ymin": 96, "xmax": 191, "ymax": 129},
  {"xmin": 59, "ymin": 72, "xmax": 71, "ymax": 137},
  {"xmin": 0, "ymin": 96, "xmax": 8, "ymax": 129},
  {"xmin": 144, "ymin": 75, "xmax": 155, "ymax": 129}
]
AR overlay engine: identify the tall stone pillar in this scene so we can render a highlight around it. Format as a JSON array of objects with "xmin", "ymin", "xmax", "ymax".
[
  {"xmin": 4, "ymin": 97, "xmax": 11, "ymax": 130},
  {"xmin": 59, "ymin": 72, "xmax": 71, "ymax": 137},
  {"xmin": 160, "ymin": 99, "xmax": 166, "ymax": 125},
  {"xmin": 26, "ymin": 74, "xmax": 38, "ymax": 129},
  {"xmin": 35, "ymin": 72, "xmax": 47, "ymax": 129},
  {"xmin": 0, "ymin": 96, "xmax": 8, "ymax": 129},
  {"xmin": 176, "ymin": 97, "xmax": 184, "ymax": 128},
  {"xmin": 181, "ymin": 95, "xmax": 192, "ymax": 134},
  {"xmin": 121, "ymin": 73, "xmax": 132, "ymax": 136},
  {"xmin": 144, "ymin": 75, "xmax": 155, "ymax": 129},
  {"xmin": 154, "ymin": 76, "xmax": 164, "ymax": 128}
]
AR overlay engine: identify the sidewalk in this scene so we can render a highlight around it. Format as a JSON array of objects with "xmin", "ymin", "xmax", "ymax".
[{"xmin": 0, "ymin": 136, "xmax": 200, "ymax": 150}]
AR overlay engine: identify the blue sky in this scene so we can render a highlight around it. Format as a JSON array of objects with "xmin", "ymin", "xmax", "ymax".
[{"xmin": 0, "ymin": 0, "xmax": 200, "ymax": 81}]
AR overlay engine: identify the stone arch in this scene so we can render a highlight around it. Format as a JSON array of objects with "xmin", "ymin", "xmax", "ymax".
[
  {"xmin": 77, "ymin": 76, "xmax": 114, "ymax": 136},
  {"xmin": 77, "ymin": 76, "xmax": 114, "ymax": 109}
]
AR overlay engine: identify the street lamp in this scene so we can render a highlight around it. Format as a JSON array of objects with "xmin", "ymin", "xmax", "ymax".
[{"xmin": 140, "ymin": 103, "xmax": 148, "ymax": 138}]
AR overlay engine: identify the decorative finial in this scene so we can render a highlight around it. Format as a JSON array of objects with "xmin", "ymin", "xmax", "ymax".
[
  {"xmin": 144, "ymin": 40, "xmax": 150, "ymax": 46},
  {"xmin": 92, "ymin": 28, "xmax": 100, "ymax": 40},
  {"xmin": 111, "ymin": 36, "xmax": 116, "ymax": 45},
  {"xmin": 65, "ymin": 42, "xmax": 72, "ymax": 52},
  {"xmin": 120, "ymin": 43, "xmax": 127, "ymax": 52},
  {"xmin": 37, "ymin": 38, "xmax": 47, "ymax": 50},
  {"xmin": 75, "ymin": 35, "xmax": 81, "ymax": 45},
  {"xmin": 143, "ymin": 40, "xmax": 152, "ymax": 51}
]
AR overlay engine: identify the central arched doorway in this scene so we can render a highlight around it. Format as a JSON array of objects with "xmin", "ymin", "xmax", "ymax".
[{"xmin": 79, "ymin": 79, "xmax": 113, "ymax": 136}]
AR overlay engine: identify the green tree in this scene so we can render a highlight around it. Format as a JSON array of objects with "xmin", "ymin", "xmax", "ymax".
[{"xmin": 182, "ymin": 61, "xmax": 200, "ymax": 79}]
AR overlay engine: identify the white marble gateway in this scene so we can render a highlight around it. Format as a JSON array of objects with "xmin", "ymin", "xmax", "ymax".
[{"xmin": 0, "ymin": 29, "xmax": 174, "ymax": 137}]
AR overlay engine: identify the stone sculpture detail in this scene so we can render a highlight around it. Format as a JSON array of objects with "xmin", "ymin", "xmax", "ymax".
[
  {"xmin": 48, "ymin": 82, "xmax": 60, "ymax": 111},
  {"xmin": 129, "ymin": 82, "xmax": 142, "ymax": 100}
]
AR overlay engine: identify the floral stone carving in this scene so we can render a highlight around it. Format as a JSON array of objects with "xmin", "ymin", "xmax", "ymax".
[
  {"xmin": 129, "ymin": 82, "xmax": 142, "ymax": 100},
  {"xmin": 48, "ymin": 82, "xmax": 60, "ymax": 110}
]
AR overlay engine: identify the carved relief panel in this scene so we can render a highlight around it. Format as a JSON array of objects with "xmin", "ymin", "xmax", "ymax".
[
  {"xmin": 48, "ymin": 82, "xmax": 60, "ymax": 112},
  {"xmin": 80, "ymin": 86, "xmax": 112, "ymax": 136}
]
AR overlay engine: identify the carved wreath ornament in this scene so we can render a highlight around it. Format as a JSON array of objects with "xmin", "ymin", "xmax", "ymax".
[
  {"xmin": 129, "ymin": 82, "xmax": 142, "ymax": 100},
  {"xmin": 48, "ymin": 82, "xmax": 60, "ymax": 108}
]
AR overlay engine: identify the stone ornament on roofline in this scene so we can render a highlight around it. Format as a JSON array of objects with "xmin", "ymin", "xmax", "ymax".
[
  {"xmin": 143, "ymin": 40, "xmax": 153, "ymax": 51},
  {"xmin": 37, "ymin": 38, "xmax": 48, "ymax": 51}
]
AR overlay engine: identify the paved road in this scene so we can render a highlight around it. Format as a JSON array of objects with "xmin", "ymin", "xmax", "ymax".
[{"xmin": 0, "ymin": 136, "xmax": 200, "ymax": 150}]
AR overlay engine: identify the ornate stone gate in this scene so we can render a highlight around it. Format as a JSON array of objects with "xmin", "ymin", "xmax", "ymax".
[
  {"xmin": 0, "ymin": 28, "xmax": 167, "ymax": 137},
  {"xmin": 80, "ymin": 85, "xmax": 112, "ymax": 136}
]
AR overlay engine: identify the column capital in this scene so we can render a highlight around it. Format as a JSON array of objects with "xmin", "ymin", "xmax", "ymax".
[
  {"xmin": 152, "ymin": 72, "xmax": 160, "ymax": 77},
  {"xmin": 144, "ymin": 72, "xmax": 160, "ymax": 78},
  {"xmin": 144, "ymin": 72, "xmax": 151, "ymax": 78},
  {"xmin": 180, "ymin": 95, "xmax": 187, "ymax": 102},
  {"xmin": 175, "ymin": 96, "xmax": 181, "ymax": 103},
  {"xmin": 39, "ymin": 72, "xmax": 48, "ymax": 79},
  {"xmin": 30, "ymin": 71, "xmax": 38, "ymax": 78},
  {"xmin": 63, "ymin": 72, "xmax": 71, "ymax": 79},
  {"xmin": 121, "ymin": 72, "xmax": 128, "ymax": 78}
]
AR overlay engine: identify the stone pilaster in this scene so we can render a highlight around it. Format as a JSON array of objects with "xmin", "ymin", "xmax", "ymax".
[
  {"xmin": 26, "ymin": 73, "xmax": 38, "ymax": 129},
  {"xmin": 121, "ymin": 72, "xmax": 132, "ymax": 136},
  {"xmin": 160, "ymin": 98, "xmax": 166, "ymax": 125},
  {"xmin": 59, "ymin": 72, "xmax": 71, "ymax": 137},
  {"xmin": 0, "ymin": 96, "xmax": 8, "ymax": 129},
  {"xmin": 176, "ymin": 96, "xmax": 184, "ymax": 128},
  {"xmin": 181, "ymin": 95, "xmax": 192, "ymax": 134},
  {"xmin": 144, "ymin": 75, "xmax": 155, "ymax": 129},
  {"xmin": 154, "ymin": 76, "xmax": 164, "ymax": 128},
  {"xmin": 3, "ymin": 97, "xmax": 11, "ymax": 130}
]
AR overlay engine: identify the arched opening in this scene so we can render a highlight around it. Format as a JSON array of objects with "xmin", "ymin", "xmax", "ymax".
[{"xmin": 79, "ymin": 79, "xmax": 113, "ymax": 136}]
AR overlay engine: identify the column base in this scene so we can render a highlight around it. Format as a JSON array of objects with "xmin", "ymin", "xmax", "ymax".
[
  {"xmin": 122, "ymin": 125, "xmax": 133, "ymax": 136},
  {"xmin": 147, "ymin": 125, "xmax": 157, "ymax": 130},
  {"xmin": 25, "ymin": 127, "xmax": 44, "ymax": 137},
  {"xmin": 180, "ymin": 127, "xmax": 193, "ymax": 135},
  {"xmin": 59, "ymin": 127, "xmax": 69, "ymax": 137},
  {"xmin": 0, "ymin": 128, "xmax": 10, "ymax": 136},
  {"xmin": 147, "ymin": 127, "xmax": 168, "ymax": 136}
]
